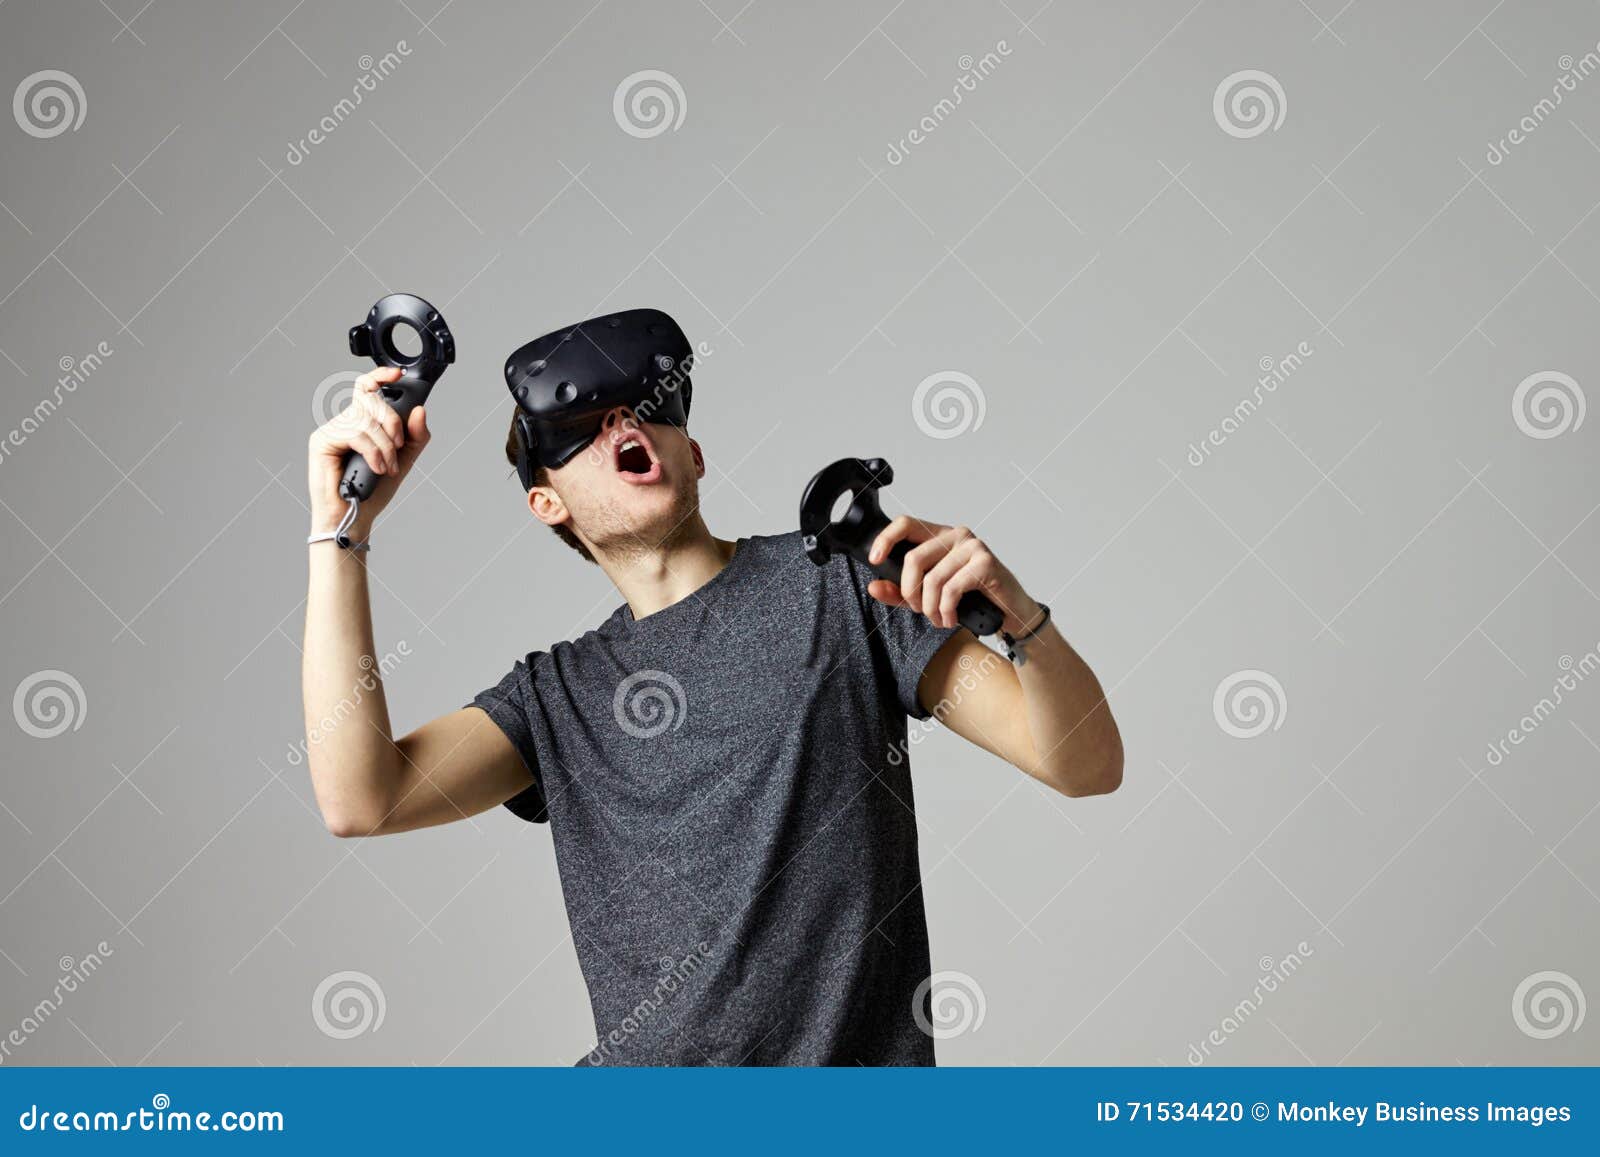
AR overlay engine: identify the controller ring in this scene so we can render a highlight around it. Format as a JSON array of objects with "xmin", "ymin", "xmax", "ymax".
[{"xmin": 349, "ymin": 292, "xmax": 455, "ymax": 377}]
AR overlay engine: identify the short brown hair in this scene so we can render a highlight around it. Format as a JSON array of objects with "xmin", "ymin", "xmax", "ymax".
[{"xmin": 504, "ymin": 411, "xmax": 595, "ymax": 563}]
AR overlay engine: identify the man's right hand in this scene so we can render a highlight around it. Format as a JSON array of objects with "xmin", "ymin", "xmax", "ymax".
[{"xmin": 307, "ymin": 367, "xmax": 431, "ymax": 538}]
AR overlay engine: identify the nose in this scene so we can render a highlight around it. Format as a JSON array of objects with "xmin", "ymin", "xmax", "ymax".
[{"xmin": 600, "ymin": 406, "xmax": 639, "ymax": 437}]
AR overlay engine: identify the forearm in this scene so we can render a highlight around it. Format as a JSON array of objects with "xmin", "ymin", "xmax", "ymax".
[
  {"xmin": 302, "ymin": 527, "xmax": 404, "ymax": 832},
  {"xmin": 875, "ymin": 516, "xmax": 1126, "ymax": 797},
  {"xmin": 1011, "ymin": 617, "xmax": 1123, "ymax": 796}
]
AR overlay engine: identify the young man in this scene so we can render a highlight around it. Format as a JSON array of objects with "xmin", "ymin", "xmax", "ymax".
[{"xmin": 302, "ymin": 322, "xmax": 1122, "ymax": 1065}]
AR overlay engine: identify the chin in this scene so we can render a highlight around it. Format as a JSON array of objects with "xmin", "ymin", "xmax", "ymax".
[{"xmin": 585, "ymin": 480, "xmax": 700, "ymax": 553}]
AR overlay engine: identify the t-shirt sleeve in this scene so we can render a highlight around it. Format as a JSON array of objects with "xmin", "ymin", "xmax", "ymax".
[
  {"xmin": 469, "ymin": 655, "xmax": 549, "ymax": 823},
  {"xmin": 841, "ymin": 554, "xmax": 962, "ymax": 720}
]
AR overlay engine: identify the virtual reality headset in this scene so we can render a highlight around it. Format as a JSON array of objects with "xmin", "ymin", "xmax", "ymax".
[{"xmin": 504, "ymin": 307, "xmax": 694, "ymax": 487}]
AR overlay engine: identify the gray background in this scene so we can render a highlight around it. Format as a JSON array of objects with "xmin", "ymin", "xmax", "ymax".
[{"xmin": 1, "ymin": 0, "xmax": 1597, "ymax": 1066}]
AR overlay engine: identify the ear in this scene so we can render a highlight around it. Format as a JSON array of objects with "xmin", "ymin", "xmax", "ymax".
[
  {"xmin": 687, "ymin": 436, "xmax": 706, "ymax": 480},
  {"xmin": 527, "ymin": 484, "xmax": 571, "ymax": 530}
]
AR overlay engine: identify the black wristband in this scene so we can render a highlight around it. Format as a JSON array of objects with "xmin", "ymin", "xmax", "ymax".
[{"xmin": 1000, "ymin": 602, "xmax": 1050, "ymax": 666}]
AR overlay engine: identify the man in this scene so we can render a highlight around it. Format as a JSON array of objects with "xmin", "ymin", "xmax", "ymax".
[{"xmin": 302, "ymin": 321, "xmax": 1122, "ymax": 1065}]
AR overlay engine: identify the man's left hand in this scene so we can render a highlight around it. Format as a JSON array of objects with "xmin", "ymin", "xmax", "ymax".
[{"xmin": 867, "ymin": 516, "xmax": 1041, "ymax": 635}]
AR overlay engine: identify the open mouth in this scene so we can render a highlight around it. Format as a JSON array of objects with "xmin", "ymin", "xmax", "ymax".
[{"xmin": 611, "ymin": 428, "xmax": 663, "ymax": 485}]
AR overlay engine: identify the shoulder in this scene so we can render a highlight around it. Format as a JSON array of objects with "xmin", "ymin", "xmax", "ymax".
[
  {"xmin": 737, "ymin": 530, "xmax": 849, "ymax": 592},
  {"xmin": 742, "ymin": 528, "xmax": 805, "ymax": 560},
  {"xmin": 555, "ymin": 605, "xmax": 631, "ymax": 660}
]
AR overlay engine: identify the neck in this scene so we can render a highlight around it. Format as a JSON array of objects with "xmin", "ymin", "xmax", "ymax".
[{"xmin": 595, "ymin": 515, "xmax": 737, "ymax": 622}]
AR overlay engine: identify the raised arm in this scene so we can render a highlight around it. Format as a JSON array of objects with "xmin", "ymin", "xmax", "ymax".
[
  {"xmin": 303, "ymin": 369, "xmax": 532, "ymax": 836},
  {"xmin": 868, "ymin": 516, "xmax": 1123, "ymax": 798}
]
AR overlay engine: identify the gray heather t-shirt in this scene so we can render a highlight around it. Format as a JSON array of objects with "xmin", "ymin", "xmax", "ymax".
[{"xmin": 471, "ymin": 530, "xmax": 960, "ymax": 1065}]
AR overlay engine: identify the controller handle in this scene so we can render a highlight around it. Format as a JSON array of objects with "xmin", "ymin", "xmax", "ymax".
[
  {"xmin": 339, "ymin": 293, "xmax": 455, "ymax": 502},
  {"xmin": 798, "ymin": 456, "xmax": 1005, "ymax": 637}
]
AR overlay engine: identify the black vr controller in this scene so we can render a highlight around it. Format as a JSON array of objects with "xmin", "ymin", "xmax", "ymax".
[
  {"xmin": 799, "ymin": 457, "xmax": 1005, "ymax": 638},
  {"xmin": 504, "ymin": 307, "xmax": 693, "ymax": 486},
  {"xmin": 340, "ymin": 293, "xmax": 455, "ymax": 502}
]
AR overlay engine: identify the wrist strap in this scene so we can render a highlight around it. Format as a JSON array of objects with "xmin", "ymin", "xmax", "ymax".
[
  {"xmin": 1000, "ymin": 602, "xmax": 1050, "ymax": 666},
  {"xmin": 307, "ymin": 496, "xmax": 370, "ymax": 553}
]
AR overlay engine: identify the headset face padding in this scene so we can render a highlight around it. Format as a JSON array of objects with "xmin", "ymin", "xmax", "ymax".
[{"xmin": 505, "ymin": 308, "xmax": 694, "ymax": 485}]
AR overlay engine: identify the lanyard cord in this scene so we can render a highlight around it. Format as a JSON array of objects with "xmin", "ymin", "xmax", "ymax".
[{"xmin": 306, "ymin": 496, "xmax": 371, "ymax": 553}]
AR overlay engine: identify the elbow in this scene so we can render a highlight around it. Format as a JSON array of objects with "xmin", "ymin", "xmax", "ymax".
[
  {"xmin": 309, "ymin": 764, "xmax": 387, "ymax": 838},
  {"xmin": 321, "ymin": 811, "xmax": 373, "ymax": 839},
  {"xmin": 1046, "ymin": 734, "xmax": 1124, "ymax": 798},
  {"xmin": 1082, "ymin": 753, "xmax": 1124, "ymax": 797},
  {"xmin": 306, "ymin": 741, "xmax": 400, "ymax": 836}
]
